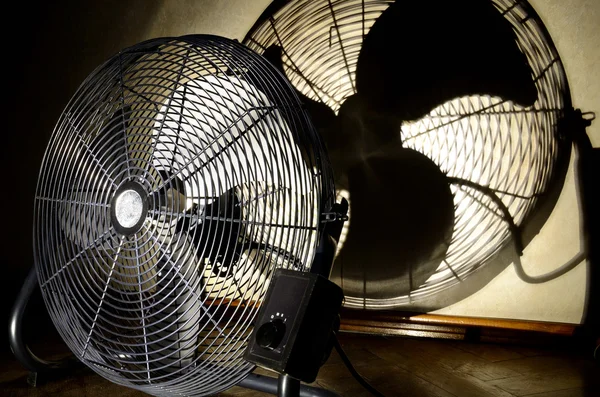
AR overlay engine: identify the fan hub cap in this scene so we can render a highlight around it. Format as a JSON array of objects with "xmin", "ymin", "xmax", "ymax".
[
  {"xmin": 116, "ymin": 190, "xmax": 143, "ymax": 227},
  {"xmin": 110, "ymin": 182, "xmax": 148, "ymax": 235}
]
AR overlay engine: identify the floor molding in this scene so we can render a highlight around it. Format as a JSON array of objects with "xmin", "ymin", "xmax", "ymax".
[{"xmin": 339, "ymin": 309, "xmax": 578, "ymax": 344}]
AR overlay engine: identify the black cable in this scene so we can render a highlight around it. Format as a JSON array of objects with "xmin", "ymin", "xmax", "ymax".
[
  {"xmin": 333, "ymin": 333, "xmax": 386, "ymax": 397},
  {"xmin": 447, "ymin": 176, "xmax": 524, "ymax": 255}
]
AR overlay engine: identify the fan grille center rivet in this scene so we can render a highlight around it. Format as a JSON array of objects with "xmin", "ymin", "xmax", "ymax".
[{"xmin": 114, "ymin": 189, "xmax": 143, "ymax": 228}]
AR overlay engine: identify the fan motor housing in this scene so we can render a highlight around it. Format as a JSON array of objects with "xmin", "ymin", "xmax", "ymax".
[{"xmin": 245, "ymin": 269, "xmax": 344, "ymax": 382}]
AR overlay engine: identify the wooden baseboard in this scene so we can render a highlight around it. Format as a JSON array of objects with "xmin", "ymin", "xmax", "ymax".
[{"xmin": 339, "ymin": 309, "xmax": 578, "ymax": 345}]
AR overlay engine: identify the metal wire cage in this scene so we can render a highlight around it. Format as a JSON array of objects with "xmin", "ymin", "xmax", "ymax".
[
  {"xmin": 244, "ymin": 0, "xmax": 572, "ymax": 309},
  {"xmin": 33, "ymin": 35, "xmax": 334, "ymax": 396}
]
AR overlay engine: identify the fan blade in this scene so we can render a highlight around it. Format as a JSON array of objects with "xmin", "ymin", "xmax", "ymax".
[
  {"xmin": 152, "ymin": 74, "xmax": 320, "ymax": 299},
  {"xmin": 262, "ymin": 45, "xmax": 336, "ymax": 135},
  {"xmin": 147, "ymin": 235, "xmax": 202, "ymax": 374},
  {"xmin": 356, "ymin": 0, "xmax": 538, "ymax": 121},
  {"xmin": 60, "ymin": 105, "xmax": 131, "ymax": 248},
  {"xmin": 152, "ymin": 74, "xmax": 314, "ymax": 206},
  {"xmin": 99, "ymin": 105, "xmax": 132, "ymax": 180}
]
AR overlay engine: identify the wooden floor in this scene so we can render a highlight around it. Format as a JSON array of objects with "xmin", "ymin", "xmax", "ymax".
[{"xmin": 1, "ymin": 333, "xmax": 598, "ymax": 397}]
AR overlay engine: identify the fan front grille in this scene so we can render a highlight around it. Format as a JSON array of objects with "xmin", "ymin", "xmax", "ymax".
[{"xmin": 34, "ymin": 35, "xmax": 333, "ymax": 396}]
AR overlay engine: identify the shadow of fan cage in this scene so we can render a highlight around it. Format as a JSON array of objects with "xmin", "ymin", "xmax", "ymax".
[{"xmin": 243, "ymin": 0, "xmax": 576, "ymax": 310}]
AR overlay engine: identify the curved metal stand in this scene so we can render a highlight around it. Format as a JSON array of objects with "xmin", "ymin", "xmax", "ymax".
[
  {"xmin": 9, "ymin": 267, "xmax": 79, "ymax": 386},
  {"xmin": 278, "ymin": 374, "xmax": 301, "ymax": 397},
  {"xmin": 239, "ymin": 373, "xmax": 339, "ymax": 397}
]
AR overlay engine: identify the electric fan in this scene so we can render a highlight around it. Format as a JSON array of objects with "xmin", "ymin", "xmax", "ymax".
[
  {"xmin": 10, "ymin": 35, "xmax": 352, "ymax": 396},
  {"xmin": 243, "ymin": 0, "xmax": 595, "ymax": 310}
]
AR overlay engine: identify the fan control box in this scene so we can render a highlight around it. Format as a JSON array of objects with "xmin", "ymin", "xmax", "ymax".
[{"xmin": 244, "ymin": 268, "xmax": 344, "ymax": 382}]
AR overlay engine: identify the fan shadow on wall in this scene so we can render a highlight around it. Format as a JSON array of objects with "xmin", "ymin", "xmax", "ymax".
[{"xmin": 246, "ymin": 0, "xmax": 573, "ymax": 309}]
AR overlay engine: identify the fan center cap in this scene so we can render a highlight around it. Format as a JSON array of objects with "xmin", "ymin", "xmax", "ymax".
[
  {"xmin": 110, "ymin": 182, "xmax": 148, "ymax": 235},
  {"xmin": 116, "ymin": 190, "xmax": 143, "ymax": 227}
]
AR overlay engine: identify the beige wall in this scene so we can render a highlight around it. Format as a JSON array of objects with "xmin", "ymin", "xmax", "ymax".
[{"xmin": 144, "ymin": 0, "xmax": 271, "ymax": 40}]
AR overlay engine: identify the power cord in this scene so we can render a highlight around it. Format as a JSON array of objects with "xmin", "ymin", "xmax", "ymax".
[{"xmin": 332, "ymin": 333, "xmax": 386, "ymax": 397}]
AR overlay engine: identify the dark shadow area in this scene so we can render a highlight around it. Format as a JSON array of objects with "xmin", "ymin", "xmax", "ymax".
[{"xmin": 2, "ymin": 0, "xmax": 161, "ymax": 357}]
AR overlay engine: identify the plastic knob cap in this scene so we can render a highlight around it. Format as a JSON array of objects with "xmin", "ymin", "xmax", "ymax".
[{"xmin": 256, "ymin": 319, "xmax": 286, "ymax": 350}]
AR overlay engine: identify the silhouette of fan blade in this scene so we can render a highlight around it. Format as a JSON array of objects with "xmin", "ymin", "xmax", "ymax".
[
  {"xmin": 336, "ymin": 147, "xmax": 454, "ymax": 299},
  {"xmin": 262, "ymin": 45, "xmax": 336, "ymax": 134},
  {"xmin": 329, "ymin": 93, "xmax": 404, "ymax": 170},
  {"xmin": 356, "ymin": 0, "xmax": 538, "ymax": 121}
]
